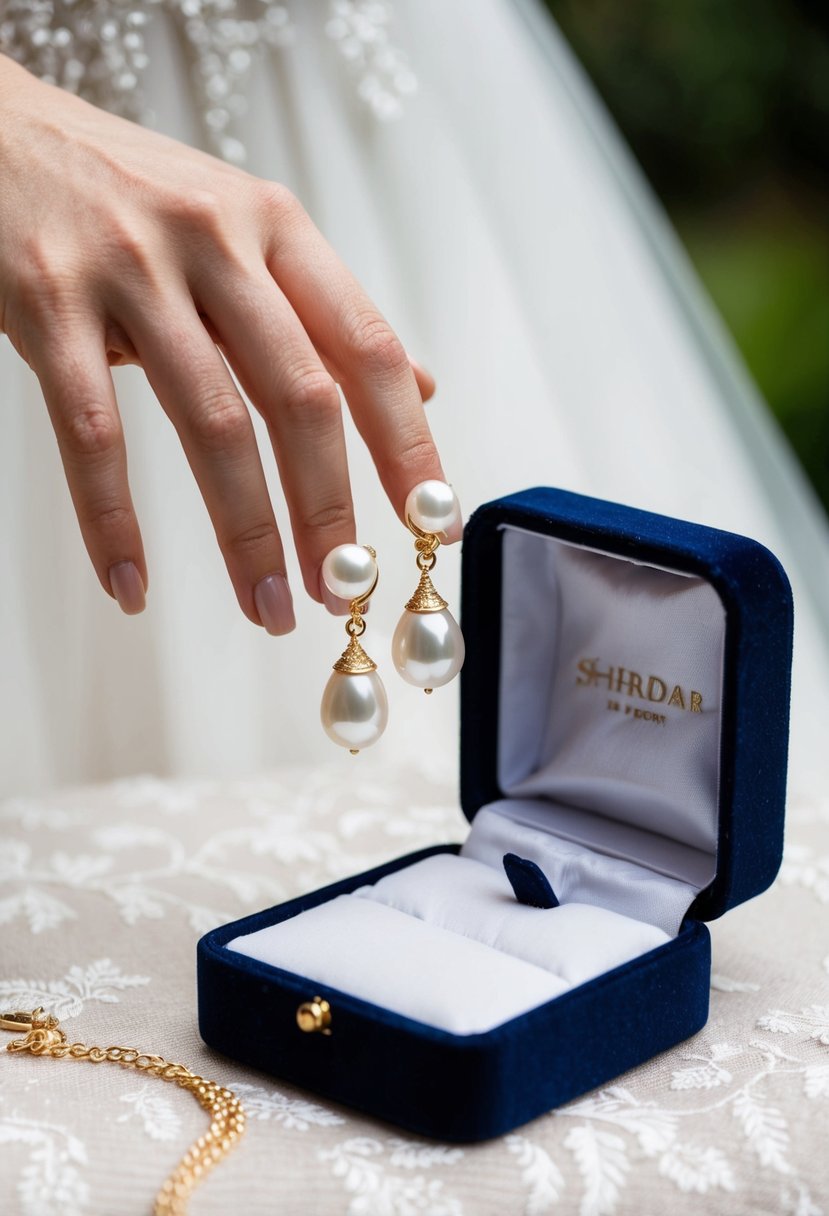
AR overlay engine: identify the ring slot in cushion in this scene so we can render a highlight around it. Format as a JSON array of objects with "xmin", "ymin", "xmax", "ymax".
[
  {"xmin": 357, "ymin": 854, "xmax": 671, "ymax": 984},
  {"xmin": 462, "ymin": 807, "xmax": 696, "ymax": 934}
]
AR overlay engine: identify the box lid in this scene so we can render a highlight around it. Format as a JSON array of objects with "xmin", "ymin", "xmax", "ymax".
[{"xmin": 460, "ymin": 487, "xmax": 793, "ymax": 922}]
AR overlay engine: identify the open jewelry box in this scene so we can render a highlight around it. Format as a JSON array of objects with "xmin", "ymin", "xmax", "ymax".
[{"xmin": 197, "ymin": 487, "xmax": 793, "ymax": 1141}]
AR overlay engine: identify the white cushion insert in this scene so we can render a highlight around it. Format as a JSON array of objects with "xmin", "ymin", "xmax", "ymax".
[
  {"xmin": 358, "ymin": 853, "xmax": 671, "ymax": 983},
  {"xmin": 227, "ymin": 894, "xmax": 569, "ymax": 1035}
]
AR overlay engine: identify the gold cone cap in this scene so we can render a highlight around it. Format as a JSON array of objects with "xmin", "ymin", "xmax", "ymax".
[
  {"xmin": 405, "ymin": 569, "xmax": 449, "ymax": 614},
  {"xmin": 333, "ymin": 634, "xmax": 377, "ymax": 674}
]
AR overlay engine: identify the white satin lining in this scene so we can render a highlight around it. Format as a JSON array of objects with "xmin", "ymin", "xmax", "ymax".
[
  {"xmin": 498, "ymin": 525, "xmax": 725, "ymax": 857},
  {"xmin": 485, "ymin": 524, "xmax": 724, "ymax": 928},
  {"xmin": 461, "ymin": 806, "xmax": 695, "ymax": 935}
]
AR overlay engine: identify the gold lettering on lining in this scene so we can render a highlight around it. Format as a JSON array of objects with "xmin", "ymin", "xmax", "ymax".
[{"xmin": 577, "ymin": 657, "xmax": 703, "ymax": 714}]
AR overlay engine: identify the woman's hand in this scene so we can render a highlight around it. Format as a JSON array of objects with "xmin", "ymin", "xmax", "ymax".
[{"xmin": 0, "ymin": 54, "xmax": 448, "ymax": 631}]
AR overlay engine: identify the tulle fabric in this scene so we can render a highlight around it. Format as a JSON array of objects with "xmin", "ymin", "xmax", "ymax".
[{"xmin": 2, "ymin": 0, "xmax": 826, "ymax": 796}]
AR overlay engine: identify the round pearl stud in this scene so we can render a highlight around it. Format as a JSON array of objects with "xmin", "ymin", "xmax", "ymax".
[
  {"xmin": 405, "ymin": 481, "xmax": 462, "ymax": 540},
  {"xmin": 392, "ymin": 606, "xmax": 465, "ymax": 690},
  {"xmin": 321, "ymin": 544, "xmax": 378, "ymax": 602},
  {"xmin": 321, "ymin": 669, "xmax": 389, "ymax": 750}
]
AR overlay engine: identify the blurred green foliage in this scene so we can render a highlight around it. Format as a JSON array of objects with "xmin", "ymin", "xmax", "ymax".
[
  {"xmin": 547, "ymin": 0, "xmax": 829, "ymax": 510},
  {"xmin": 682, "ymin": 205, "xmax": 829, "ymax": 508}
]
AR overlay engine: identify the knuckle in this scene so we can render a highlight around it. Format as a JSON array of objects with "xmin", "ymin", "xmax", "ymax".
[
  {"xmin": 107, "ymin": 218, "xmax": 155, "ymax": 276},
  {"xmin": 14, "ymin": 237, "xmax": 75, "ymax": 316},
  {"xmin": 257, "ymin": 183, "xmax": 308, "ymax": 255},
  {"xmin": 191, "ymin": 391, "xmax": 251, "ymax": 452},
  {"xmin": 162, "ymin": 189, "xmax": 247, "ymax": 272},
  {"xmin": 60, "ymin": 403, "xmax": 121, "ymax": 461},
  {"xmin": 300, "ymin": 499, "xmax": 353, "ymax": 535},
  {"xmin": 83, "ymin": 502, "xmax": 134, "ymax": 535},
  {"xmin": 257, "ymin": 181, "xmax": 301, "ymax": 222},
  {"xmin": 224, "ymin": 519, "xmax": 279, "ymax": 558},
  {"xmin": 347, "ymin": 314, "xmax": 408, "ymax": 377},
  {"xmin": 395, "ymin": 433, "xmax": 439, "ymax": 477},
  {"xmin": 166, "ymin": 189, "xmax": 226, "ymax": 234},
  {"xmin": 17, "ymin": 233, "xmax": 51, "ymax": 277},
  {"xmin": 281, "ymin": 370, "xmax": 341, "ymax": 421}
]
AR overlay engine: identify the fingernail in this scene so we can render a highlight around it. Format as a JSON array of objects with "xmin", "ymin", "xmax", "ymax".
[
  {"xmin": 254, "ymin": 573, "xmax": 296, "ymax": 636},
  {"xmin": 109, "ymin": 561, "xmax": 146, "ymax": 615},
  {"xmin": 318, "ymin": 573, "xmax": 352, "ymax": 616}
]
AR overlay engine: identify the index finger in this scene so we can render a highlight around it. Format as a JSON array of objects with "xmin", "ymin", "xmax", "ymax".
[{"xmin": 262, "ymin": 192, "xmax": 460, "ymax": 540}]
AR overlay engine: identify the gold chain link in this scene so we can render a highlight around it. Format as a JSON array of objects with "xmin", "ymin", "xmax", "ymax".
[{"xmin": 1, "ymin": 1008, "xmax": 246, "ymax": 1214}]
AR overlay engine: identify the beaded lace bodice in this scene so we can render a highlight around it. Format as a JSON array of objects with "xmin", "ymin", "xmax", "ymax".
[{"xmin": 0, "ymin": 1, "xmax": 416, "ymax": 161}]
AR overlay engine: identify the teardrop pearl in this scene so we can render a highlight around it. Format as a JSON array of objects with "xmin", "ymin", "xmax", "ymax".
[
  {"xmin": 320, "ymin": 670, "xmax": 388, "ymax": 750},
  {"xmin": 392, "ymin": 608, "xmax": 465, "ymax": 689}
]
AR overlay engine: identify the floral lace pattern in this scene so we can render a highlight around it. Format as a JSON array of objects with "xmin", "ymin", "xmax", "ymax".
[
  {"xmin": 0, "ymin": 1, "xmax": 416, "ymax": 162},
  {"xmin": 1, "ymin": 765, "xmax": 828, "ymax": 1214}
]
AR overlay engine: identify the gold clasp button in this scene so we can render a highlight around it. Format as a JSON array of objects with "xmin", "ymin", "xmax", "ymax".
[{"xmin": 296, "ymin": 997, "xmax": 332, "ymax": 1035}]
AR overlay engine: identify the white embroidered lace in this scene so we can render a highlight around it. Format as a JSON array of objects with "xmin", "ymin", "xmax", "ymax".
[{"xmin": 0, "ymin": 0, "xmax": 416, "ymax": 161}]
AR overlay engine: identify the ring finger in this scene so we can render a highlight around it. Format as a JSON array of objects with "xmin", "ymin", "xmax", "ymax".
[{"xmin": 200, "ymin": 268, "xmax": 357, "ymax": 606}]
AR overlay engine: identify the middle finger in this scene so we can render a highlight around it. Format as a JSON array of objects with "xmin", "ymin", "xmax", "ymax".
[{"xmin": 124, "ymin": 292, "xmax": 294, "ymax": 632}]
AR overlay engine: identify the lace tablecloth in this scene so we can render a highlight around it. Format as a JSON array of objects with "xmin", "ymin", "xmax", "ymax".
[{"xmin": 2, "ymin": 766, "xmax": 828, "ymax": 1215}]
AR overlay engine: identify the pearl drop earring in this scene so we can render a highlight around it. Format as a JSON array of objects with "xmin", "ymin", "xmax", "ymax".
[
  {"xmin": 320, "ymin": 544, "xmax": 388, "ymax": 754},
  {"xmin": 391, "ymin": 481, "xmax": 465, "ymax": 694}
]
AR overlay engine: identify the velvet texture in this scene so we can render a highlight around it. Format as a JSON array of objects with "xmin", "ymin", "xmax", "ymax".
[
  {"xmin": 461, "ymin": 488, "xmax": 793, "ymax": 921},
  {"xmin": 198, "ymin": 845, "xmax": 710, "ymax": 1142},
  {"xmin": 197, "ymin": 488, "xmax": 789, "ymax": 1141},
  {"xmin": 503, "ymin": 853, "xmax": 560, "ymax": 908}
]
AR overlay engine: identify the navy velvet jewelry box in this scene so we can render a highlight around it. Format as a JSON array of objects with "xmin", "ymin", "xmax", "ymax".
[{"xmin": 197, "ymin": 487, "xmax": 793, "ymax": 1142}]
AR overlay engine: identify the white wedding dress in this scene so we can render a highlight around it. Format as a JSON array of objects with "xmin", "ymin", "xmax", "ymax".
[{"xmin": 1, "ymin": 0, "xmax": 827, "ymax": 798}]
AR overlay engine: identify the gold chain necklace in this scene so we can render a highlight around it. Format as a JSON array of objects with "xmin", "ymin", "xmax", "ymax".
[{"xmin": 1, "ymin": 1006, "xmax": 246, "ymax": 1214}]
